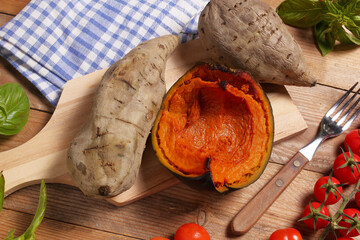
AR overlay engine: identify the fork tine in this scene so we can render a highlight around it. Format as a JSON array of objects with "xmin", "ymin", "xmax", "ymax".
[
  {"xmin": 335, "ymin": 87, "xmax": 360, "ymax": 123},
  {"xmin": 342, "ymin": 104, "xmax": 360, "ymax": 131},
  {"xmin": 325, "ymin": 82, "xmax": 358, "ymax": 117},
  {"xmin": 337, "ymin": 93, "xmax": 360, "ymax": 125}
]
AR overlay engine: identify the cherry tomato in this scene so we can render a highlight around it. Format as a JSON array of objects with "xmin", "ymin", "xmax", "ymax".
[
  {"xmin": 269, "ymin": 228, "xmax": 303, "ymax": 240},
  {"xmin": 337, "ymin": 238, "xmax": 355, "ymax": 240},
  {"xmin": 333, "ymin": 151, "xmax": 360, "ymax": 185},
  {"xmin": 174, "ymin": 223, "xmax": 210, "ymax": 240},
  {"xmin": 313, "ymin": 176, "xmax": 343, "ymax": 205},
  {"xmin": 150, "ymin": 238, "xmax": 170, "ymax": 240},
  {"xmin": 344, "ymin": 129, "xmax": 360, "ymax": 156},
  {"xmin": 337, "ymin": 208, "xmax": 360, "ymax": 237},
  {"xmin": 301, "ymin": 202, "xmax": 330, "ymax": 230}
]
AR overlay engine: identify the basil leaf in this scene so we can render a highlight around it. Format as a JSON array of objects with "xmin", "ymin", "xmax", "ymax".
[
  {"xmin": 278, "ymin": 0, "xmax": 360, "ymax": 55},
  {"xmin": 276, "ymin": 0, "xmax": 325, "ymax": 28},
  {"xmin": 339, "ymin": 0, "xmax": 360, "ymax": 14},
  {"xmin": 336, "ymin": 0, "xmax": 349, "ymax": 7},
  {"xmin": 1, "ymin": 178, "xmax": 47, "ymax": 240},
  {"xmin": 315, "ymin": 21, "xmax": 336, "ymax": 56},
  {"xmin": 5, "ymin": 230, "xmax": 15, "ymax": 240},
  {"xmin": 324, "ymin": 0, "xmax": 342, "ymax": 15},
  {"xmin": 344, "ymin": 18, "xmax": 360, "ymax": 38},
  {"xmin": 20, "ymin": 180, "xmax": 47, "ymax": 240},
  {"xmin": 337, "ymin": 27, "xmax": 356, "ymax": 44},
  {"xmin": 0, "ymin": 83, "xmax": 30, "ymax": 135},
  {"xmin": 340, "ymin": 26, "xmax": 360, "ymax": 45},
  {"xmin": 352, "ymin": 16, "xmax": 360, "ymax": 26}
]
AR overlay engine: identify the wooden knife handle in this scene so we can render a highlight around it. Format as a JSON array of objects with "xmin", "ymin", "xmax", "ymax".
[{"xmin": 231, "ymin": 151, "xmax": 309, "ymax": 235}]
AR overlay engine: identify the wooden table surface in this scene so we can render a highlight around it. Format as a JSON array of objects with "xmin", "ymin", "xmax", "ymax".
[{"xmin": 1, "ymin": 1, "xmax": 360, "ymax": 239}]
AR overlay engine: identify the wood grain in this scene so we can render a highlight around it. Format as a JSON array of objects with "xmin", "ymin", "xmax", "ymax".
[
  {"xmin": 0, "ymin": 208, "xmax": 137, "ymax": 240},
  {"xmin": 1, "ymin": 0, "xmax": 360, "ymax": 239},
  {"xmin": 0, "ymin": 13, "xmax": 13, "ymax": 27},
  {"xmin": 1, "ymin": 159, "xmax": 335, "ymax": 240},
  {"xmin": 2, "ymin": 85, "xmax": 353, "ymax": 239},
  {"xmin": 274, "ymin": 84, "xmax": 360, "ymax": 174},
  {"xmin": 0, "ymin": 0, "xmax": 29, "ymax": 16},
  {"xmin": 0, "ymin": 109, "xmax": 51, "ymax": 152},
  {"xmin": 231, "ymin": 152, "xmax": 309, "ymax": 234}
]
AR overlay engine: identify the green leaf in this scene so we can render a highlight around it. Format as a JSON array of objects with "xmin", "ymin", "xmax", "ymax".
[
  {"xmin": 343, "ymin": 16, "xmax": 360, "ymax": 35},
  {"xmin": 336, "ymin": 0, "xmax": 349, "ymax": 8},
  {"xmin": 324, "ymin": 0, "xmax": 342, "ymax": 15},
  {"xmin": 315, "ymin": 21, "xmax": 336, "ymax": 56},
  {"xmin": 0, "ymin": 83, "xmax": 30, "ymax": 136},
  {"xmin": 337, "ymin": 27, "xmax": 357, "ymax": 44},
  {"xmin": 340, "ymin": 26, "xmax": 360, "ymax": 45},
  {"xmin": 352, "ymin": 16, "xmax": 360, "ymax": 26},
  {"xmin": 5, "ymin": 229, "xmax": 15, "ymax": 240},
  {"xmin": 339, "ymin": 0, "xmax": 360, "ymax": 15},
  {"xmin": 20, "ymin": 180, "xmax": 47, "ymax": 240},
  {"xmin": 276, "ymin": 0, "xmax": 325, "ymax": 28},
  {"xmin": 4, "ymin": 180, "xmax": 47, "ymax": 240}
]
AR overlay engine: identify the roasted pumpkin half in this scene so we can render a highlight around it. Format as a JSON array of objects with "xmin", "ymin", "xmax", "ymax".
[{"xmin": 152, "ymin": 63, "xmax": 274, "ymax": 192}]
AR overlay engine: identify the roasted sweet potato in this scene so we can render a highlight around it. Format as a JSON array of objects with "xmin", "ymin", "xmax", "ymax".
[
  {"xmin": 198, "ymin": 0, "xmax": 317, "ymax": 86},
  {"xmin": 67, "ymin": 35, "xmax": 180, "ymax": 198}
]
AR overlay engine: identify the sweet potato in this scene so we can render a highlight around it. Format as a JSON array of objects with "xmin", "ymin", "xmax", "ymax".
[
  {"xmin": 198, "ymin": 0, "xmax": 317, "ymax": 86},
  {"xmin": 67, "ymin": 35, "xmax": 180, "ymax": 198}
]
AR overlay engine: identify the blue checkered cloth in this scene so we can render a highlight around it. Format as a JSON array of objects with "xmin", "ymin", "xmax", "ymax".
[{"xmin": 0, "ymin": 0, "xmax": 209, "ymax": 106}]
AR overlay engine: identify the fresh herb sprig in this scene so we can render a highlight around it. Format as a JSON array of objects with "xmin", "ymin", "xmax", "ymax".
[
  {"xmin": 277, "ymin": 0, "xmax": 360, "ymax": 56},
  {"xmin": 0, "ymin": 172, "xmax": 47, "ymax": 240}
]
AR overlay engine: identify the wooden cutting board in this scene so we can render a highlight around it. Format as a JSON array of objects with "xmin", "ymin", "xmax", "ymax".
[{"xmin": 0, "ymin": 39, "xmax": 307, "ymax": 206}]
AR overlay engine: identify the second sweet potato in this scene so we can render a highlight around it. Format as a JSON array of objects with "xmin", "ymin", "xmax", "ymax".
[{"xmin": 198, "ymin": 0, "xmax": 317, "ymax": 86}]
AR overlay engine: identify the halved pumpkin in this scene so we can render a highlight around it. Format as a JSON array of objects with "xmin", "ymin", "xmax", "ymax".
[{"xmin": 152, "ymin": 63, "xmax": 274, "ymax": 192}]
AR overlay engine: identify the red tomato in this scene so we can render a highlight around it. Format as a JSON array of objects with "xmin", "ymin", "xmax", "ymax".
[
  {"xmin": 174, "ymin": 223, "xmax": 210, "ymax": 240},
  {"xmin": 150, "ymin": 238, "xmax": 170, "ymax": 240},
  {"xmin": 269, "ymin": 228, "xmax": 303, "ymax": 240},
  {"xmin": 333, "ymin": 151, "xmax": 360, "ymax": 185},
  {"xmin": 337, "ymin": 208, "xmax": 360, "ymax": 237},
  {"xmin": 314, "ymin": 176, "xmax": 343, "ymax": 205},
  {"xmin": 344, "ymin": 129, "xmax": 360, "ymax": 156},
  {"xmin": 301, "ymin": 202, "xmax": 330, "ymax": 230},
  {"xmin": 337, "ymin": 238, "xmax": 355, "ymax": 240}
]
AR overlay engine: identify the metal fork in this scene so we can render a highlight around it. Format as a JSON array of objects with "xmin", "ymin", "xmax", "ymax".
[{"xmin": 231, "ymin": 83, "xmax": 360, "ymax": 235}]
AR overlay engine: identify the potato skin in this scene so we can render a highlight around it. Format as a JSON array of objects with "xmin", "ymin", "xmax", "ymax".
[
  {"xmin": 198, "ymin": 0, "xmax": 316, "ymax": 86},
  {"xmin": 67, "ymin": 35, "xmax": 180, "ymax": 198}
]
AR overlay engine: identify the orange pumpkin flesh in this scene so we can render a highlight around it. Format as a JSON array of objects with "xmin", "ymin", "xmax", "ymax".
[{"xmin": 152, "ymin": 64, "xmax": 274, "ymax": 192}]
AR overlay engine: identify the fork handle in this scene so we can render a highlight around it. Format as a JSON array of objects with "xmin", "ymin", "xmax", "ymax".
[{"xmin": 231, "ymin": 152, "xmax": 309, "ymax": 235}]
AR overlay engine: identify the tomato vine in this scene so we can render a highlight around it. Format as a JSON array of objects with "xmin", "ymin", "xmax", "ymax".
[{"xmin": 299, "ymin": 132, "xmax": 360, "ymax": 239}]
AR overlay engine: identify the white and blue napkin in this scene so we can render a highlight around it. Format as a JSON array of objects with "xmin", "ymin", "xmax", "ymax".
[{"xmin": 0, "ymin": 0, "xmax": 209, "ymax": 105}]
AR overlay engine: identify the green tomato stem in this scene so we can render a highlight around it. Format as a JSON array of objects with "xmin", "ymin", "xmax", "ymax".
[{"xmin": 320, "ymin": 164, "xmax": 360, "ymax": 239}]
